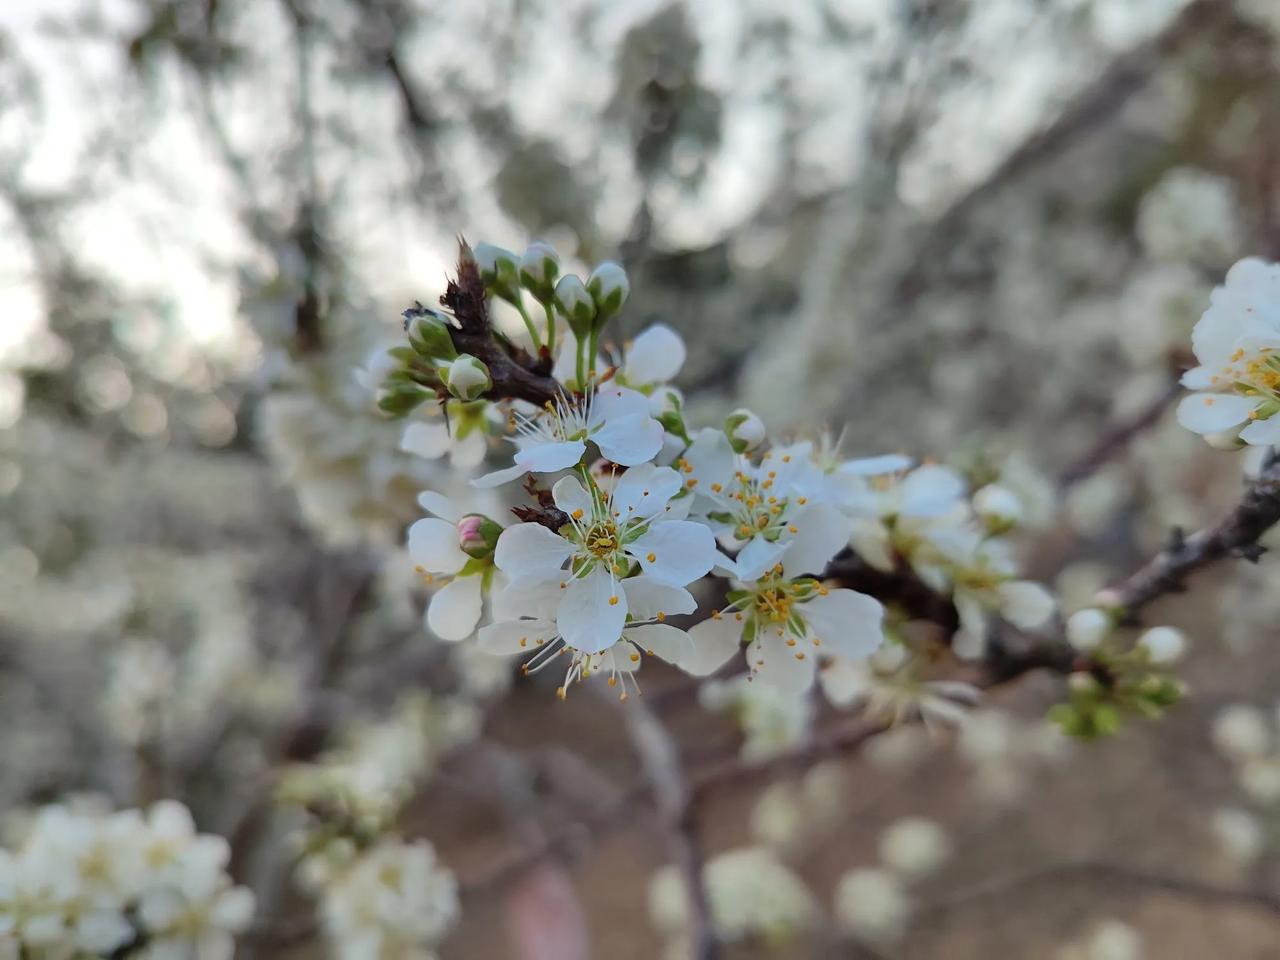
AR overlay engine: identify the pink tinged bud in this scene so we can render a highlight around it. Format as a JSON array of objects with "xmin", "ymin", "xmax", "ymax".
[{"xmin": 457, "ymin": 515, "xmax": 486, "ymax": 552}]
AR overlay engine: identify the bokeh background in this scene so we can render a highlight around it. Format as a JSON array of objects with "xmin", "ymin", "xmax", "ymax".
[{"xmin": 3, "ymin": 0, "xmax": 1280, "ymax": 957}]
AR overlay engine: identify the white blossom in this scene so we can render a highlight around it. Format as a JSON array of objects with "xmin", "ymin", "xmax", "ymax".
[
  {"xmin": 833, "ymin": 867, "xmax": 911, "ymax": 944},
  {"xmin": 1136, "ymin": 625, "xmax": 1186, "ymax": 665},
  {"xmin": 878, "ymin": 817, "xmax": 952, "ymax": 879},
  {"xmin": 408, "ymin": 492, "xmax": 503, "ymax": 642},
  {"xmin": 1066, "ymin": 608, "xmax": 1111, "ymax": 652}
]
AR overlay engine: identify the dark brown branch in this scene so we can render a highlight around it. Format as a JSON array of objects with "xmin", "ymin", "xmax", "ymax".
[
  {"xmin": 822, "ymin": 550, "xmax": 959, "ymax": 632},
  {"xmin": 1099, "ymin": 453, "xmax": 1280, "ymax": 620}
]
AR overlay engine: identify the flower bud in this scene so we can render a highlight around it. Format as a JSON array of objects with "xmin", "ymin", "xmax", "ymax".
[
  {"xmin": 586, "ymin": 261, "xmax": 630, "ymax": 320},
  {"xmin": 1065, "ymin": 608, "xmax": 1111, "ymax": 652},
  {"xmin": 1204, "ymin": 426, "xmax": 1246, "ymax": 450},
  {"xmin": 972, "ymin": 484, "xmax": 1022, "ymax": 529},
  {"xmin": 1137, "ymin": 625, "xmax": 1187, "ymax": 665},
  {"xmin": 1068, "ymin": 671, "xmax": 1100, "ymax": 695},
  {"xmin": 725, "ymin": 408, "xmax": 766, "ymax": 453},
  {"xmin": 554, "ymin": 274, "xmax": 596, "ymax": 338},
  {"xmin": 406, "ymin": 313, "xmax": 457, "ymax": 363},
  {"xmin": 457, "ymin": 514, "xmax": 503, "ymax": 559},
  {"xmin": 519, "ymin": 242, "xmax": 560, "ymax": 302},
  {"xmin": 473, "ymin": 243, "xmax": 520, "ymax": 300},
  {"xmin": 444, "ymin": 355, "xmax": 491, "ymax": 401}
]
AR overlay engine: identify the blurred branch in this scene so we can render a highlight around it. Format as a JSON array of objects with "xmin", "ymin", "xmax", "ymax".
[
  {"xmin": 609, "ymin": 693, "xmax": 719, "ymax": 960},
  {"xmin": 917, "ymin": 859, "xmax": 1280, "ymax": 919},
  {"xmin": 1057, "ymin": 377, "xmax": 1183, "ymax": 488}
]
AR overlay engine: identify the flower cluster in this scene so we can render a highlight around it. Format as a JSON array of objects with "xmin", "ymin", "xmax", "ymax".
[
  {"xmin": 0, "ymin": 800, "xmax": 253, "ymax": 959},
  {"xmin": 1207, "ymin": 701, "xmax": 1280, "ymax": 867}
]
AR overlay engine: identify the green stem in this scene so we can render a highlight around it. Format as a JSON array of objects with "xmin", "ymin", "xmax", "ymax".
[
  {"xmin": 587, "ymin": 328, "xmax": 601, "ymax": 384},
  {"xmin": 543, "ymin": 301, "xmax": 557, "ymax": 357},
  {"xmin": 513, "ymin": 297, "xmax": 542, "ymax": 352},
  {"xmin": 575, "ymin": 333, "xmax": 586, "ymax": 391}
]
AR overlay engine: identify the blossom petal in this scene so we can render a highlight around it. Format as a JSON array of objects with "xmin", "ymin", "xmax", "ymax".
[
  {"xmin": 622, "ymin": 577, "xmax": 697, "ymax": 620},
  {"xmin": 733, "ymin": 536, "xmax": 788, "ymax": 581},
  {"xmin": 818, "ymin": 658, "xmax": 872, "ymax": 708},
  {"xmin": 426, "ymin": 575, "xmax": 483, "ymax": 641},
  {"xmin": 495, "ymin": 523, "xmax": 573, "ymax": 576},
  {"xmin": 407, "ymin": 518, "xmax": 466, "ymax": 574},
  {"xmin": 848, "ymin": 518, "xmax": 895, "ymax": 572},
  {"xmin": 997, "ymin": 580, "xmax": 1055, "ymax": 629},
  {"xmin": 400, "ymin": 421, "xmax": 452, "ymax": 459},
  {"xmin": 629, "ymin": 521, "xmax": 718, "ymax": 585},
  {"xmin": 684, "ymin": 615, "xmax": 745, "ymax": 676},
  {"xmin": 682, "ymin": 428, "xmax": 736, "ymax": 490},
  {"xmin": 800, "ymin": 589, "xmax": 884, "ymax": 659},
  {"xmin": 416, "ymin": 490, "xmax": 461, "ymax": 522},
  {"xmin": 516, "ymin": 440, "xmax": 587, "ymax": 473},
  {"xmin": 479, "ymin": 619, "xmax": 557, "ymax": 656},
  {"xmin": 557, "ymin": 568, "xmax": 626, "ymax": 654},
  {"xmin": 492, "ymin": 572, "xmax": 564, "ymax": 621},
  {"xmin": 625, "ymin": 624, "xmax": 695, "ymax": 667},
  {"xmin": 452, "ymin": 431, "xmax": 488, "ymax": 469},
  {"xmin": 899, "ymin": 465, "xmax": 966, "ymax": 518},
  {"xmin": 473, "ymin": 462, "xmax": 529, "ymax": 488},
  {"xmin": 748, "ymin": 636, "xmax": 817, "ymax": 695},
  {"xmin": 612, "ymin": 463, "xmax": 681, "ymax": 519},
  {"xmin": 1241, "ymin": 415, "xmax": 1280, "ymax": 445},
  {"xmin": 593, "ymin": 413, "xmax": 664, "ymax": 466},
  {"xmin": 552, "ymin": 475, "xmax": 593, "ymax": 518},
  {"xmin": 1176, "ymin": 393, "xmax": 1256, "ymax": 434},
  {"xmin": 779, "ymin": 504, "xmax": 848, "ymax": 577},
  {"xmin": 624, "ymin": 324, "xmax": 686, "ymax": 385},
  {"xmin": 954, "ymin": 589, "xmax": 990, "ymax": 640},
  {"xmin": 591, "ymin": 385, "xmax": 651, "ymax": 422},
  {"xmin": 839, "ymin": 454, "xmax": 912, "ymax": 476}
]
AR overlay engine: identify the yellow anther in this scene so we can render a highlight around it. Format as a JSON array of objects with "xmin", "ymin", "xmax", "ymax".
[
  {"xmin": 556, "ymin": 686, "xmax": 567, "ymax": 700},
  {"xmin": 794, "ymin": 652, "xmax": 806, "ymax": 660},
  {"xmin": 630, "ymin": 653, "xmax": 640, "ymax": 663},
  {"xmin": 797, "ymin": 496, "xmax": 808, "ymax": 505},
  {"xmin": 609, "ymin": 595, "xmax": 619, "ymax": 606},
  {"xmin": 608, "ymin": 676, "xmax": 617, "ymax": 687},
  {"xmin": 647, "ymin": 552, "xmax": 656, "ymax": 562},
  {"xmin": 519, "ymin": 637, "xmax": 527, "ymax": 647},
  {"xmin": 787, "ymin": 525, "xmax": 797, "ymax": 533},
  {"xmin": 572, "ymin": 508, "xmax": 584, "ymax": 519},
  {"xmin": 782, "ymin": 455, "xmax": 791, "ymax": 463},
  {"xmin": 656, "ymin": 611, "xmax": 666, "ymax": 622},
  {"xmin": 711, "ymin": 483, "xmax": 723, "ymax": 493}
]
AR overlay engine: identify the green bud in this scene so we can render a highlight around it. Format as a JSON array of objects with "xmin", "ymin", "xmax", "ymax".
[
  {"xmin": 724, "ymin": 408, "xmax": 766, "ymax": 453},
  {"xmin": 554, "ymin": 274, "xmax": 596, "ymax": 339},
  {"xmin": 519, "ymin": 241, "xmax": 561, "ymax": 303},
  {"xmin": 407, "ymin": 315, "xmax": 458, "ymax": 362},
  {"xmin": 377, "ymin": 385, "xmax": 430, "ymax": 417},
  {"xmin": 457, "ymin": 513, "xmax": 503, "ymax": 559},
  {"xmin": 586, "ymin": 261, "xmax": 630, "ymax": 321},
  {"xmin": 444, "ymin": 354, "xmax": 492, "ymax": 401},
  {"xmin": 474, "ymin": 243, "xmax": 521, "ymax": 301}
]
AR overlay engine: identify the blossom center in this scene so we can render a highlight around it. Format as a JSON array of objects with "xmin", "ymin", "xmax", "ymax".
[{"xmin": 584, "ymin": 520, "xmax": 620, "ymax": 558}]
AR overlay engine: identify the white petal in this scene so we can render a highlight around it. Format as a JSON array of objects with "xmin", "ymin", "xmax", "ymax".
[
  {"xmin": 748, "ymin": 636, "xmax": 817, "ymax": 695},
  {"xmin": 622, "ymin": 577, "xmax": 697, "ymax": 619},
  {"xmin": 954, "ymin": 589, "xmax": 990, "ymax": 640},
  {"xmin": 452, "ymin": 430, "xmax": 488, "ymax": 469},
  {"xmin": 416, "ymin": 490, "xmax": 461, "ymax": 522},
  {"xmin": 624, "ymin": 324, "xmax": 686, "ymax": 385},
  {"xmin": 473, "ymin": 462, "xmax": 529, "ymax": 488},
  {"xmin": 779, "ymin": 504, "xmax": 848, "ymax": 577},
  {"xmin": 593, "ymin": 413, "xmax": 664, "ymax": 466},
  {"xmin": 733, "ymin": 536, "xmax": 788, "ymax": 581},
  {"xmin": 494, "ymin": 523, "xmax": 573, "ymax": 576},
  {"xmin": 1240, "ymin": 415, "xmax": 1280, "ymax": 445},
  {"xmin": 557, "ymin": 568, "xmax": 626, "ymax": 654},
  {"xmin": 800, "ymin": 589, "xmax": 884, "ymax": 659},
  {"xmin": 997, "ymin": 581, "xmax": 1055, "ymax": 629},
  {"xmin": 427, "ymin": 575, "xmax": 484, "ymax": 641},
  {"xmin": 516, "ymin": 439, "xmax": 587, "ymax": 473},
  {"xmin": 479, "ymin": 618, "xmax": 557, "ymax": 655},
  {"xmin": 899, "ymin": 465, "xmax": 966, "ymax": 518},
  {"xmin": 625, "ymin": 624, "xmax": 695, "ymax": 667},
  {"xmin": 629, "ymin": 520, "xmax": 718, "ymax": 585},
  {"xmin": 951, "ymin": 628, "xmax": 986, "ymax": 660},
  {"xmin": 400, "ymin": 421, "xmax": 452, "ymax": 459},
  {"xmin": 407, "ymin": 518, "xmax": 467, "ymax": 575},
  {"xmin": 1176, "ymin": 393, "xmax": 1256, "ymax": 434},
  {"xmin": 684, "ymin": 615, "xmax": 745, "ymax": 676},
  {"xmin": 552, "ymin": 475, "xmax": 594, "ymax": 517},
  {"xmin": 848, "ymin": 518, "xmax": 895, "ymax": 572},
  {"xmin": 590, "ymin": 385, "xmax": 651, "ymax": 422},
  {"xmin": 492, "ymin": 572, "xmax": 564, "ymax": 620},
  {"xmin": 210, "ymin": 887, "xmax": 256, "ymax": 932},
  {"xmin": 839, "ymin": 453, "xmax": 912, "ymax": 476},
  {"xmin": 1180, "ymin": 365, "xmax": 1215, "ymax": 390},
  {"xmin": 818, "ymin": 658, "xmax": 873, "ymax": 708},
  {"xmin": 612, "ymin": 463, "xmax": 681, "ymax": 519},
  {"xmin": 683, "ymin": 427, "xmax": 736, "ymax": 490}
]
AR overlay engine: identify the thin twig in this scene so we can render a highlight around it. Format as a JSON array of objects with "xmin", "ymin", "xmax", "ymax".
[{"xmin": 1057, "ymin": 378, "xmax": 1183, "ymax": 489}]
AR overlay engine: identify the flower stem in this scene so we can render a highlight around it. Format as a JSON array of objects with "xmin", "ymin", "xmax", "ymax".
[
  {"xmin": 575, "ymin": 335, "xmax": 587, "ymax": 391},
  {"xmin": 514, "ymin": 298, "xmax": 542, "ymax": 353},
  {"xmin": 587, "ymin": 328, "xmax": 601, "ymax": 384},
  {"xmin": 543, "ymin": 301, "xmax": 556, "ymax": 357}
]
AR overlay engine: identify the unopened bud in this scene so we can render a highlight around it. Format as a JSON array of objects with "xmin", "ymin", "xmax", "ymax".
[
  {"xmin": 473, "ymin": 243, "xmax": 520, "ymax": 300},
  {"xmin": 554, "ymin": 275, "xmax": 596, "ymax": 338},
  {"xmin": 725, "ymin": 409, "xmax": 766, "ymax": 453},
  {"xmin": 445, "ymin": 355, "xmax": 492, "ymax": 401},
  {"xmin": 406, "ymin": 314, "xmax": 457, "ymax": 363},
  {"xmin": 457, "ymin": 514, "xmax": 503, "ymax": 559},
  {"xmin": 519, "ymin": 242, "xmax": 560, "ymax": 302},
  {"xmin": 1204, "ymin": 426, "xmax": 1246, "ymax": 450},
  {"xmin": 1137, "ymin": 625, "xmax": 1187, "ymax": 665},
  {"xmin": 973, "ymin": 484, "xmax": 1022, "ymax": 529},
  {"xmin": 586, "ymin": 261, "xmax": 630, "ymax": 320},
  {"xmin": 1065, "ymin": 608, "xmax": 1111, "ymax": 652},
  {"xmin": 1068, "ymin": 671, "xmax": 1100, "ymax": 695}
]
